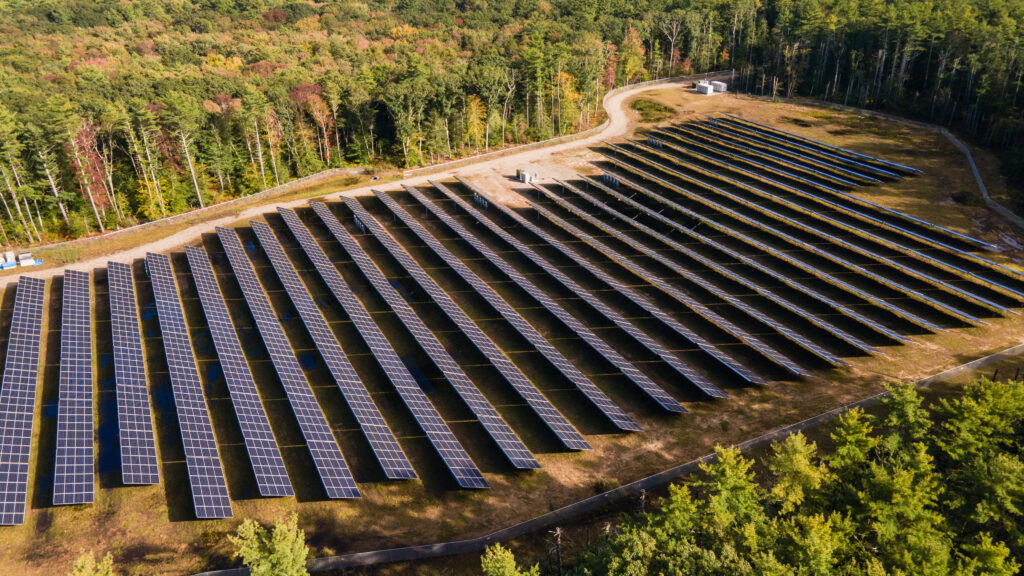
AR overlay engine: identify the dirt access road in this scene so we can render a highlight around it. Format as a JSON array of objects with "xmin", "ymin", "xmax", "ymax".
[{"xmin": 0, "ymin": 76, "xmax": 708, "ymax": 288}]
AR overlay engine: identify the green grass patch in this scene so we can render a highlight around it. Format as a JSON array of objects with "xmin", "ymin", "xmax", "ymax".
[{"xmin": 629, "ymin": 99, "xmax": 675, "ymax": 123}]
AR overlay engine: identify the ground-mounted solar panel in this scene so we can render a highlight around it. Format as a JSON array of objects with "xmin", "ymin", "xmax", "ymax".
[
  {"xmin": 345, "ymin": 196, "xmax": 639, "ymax": 432},
  {"xmin": 215, "ymin": 227, "xmax": 359, "ymax": 499},
  {"xmin": 446, "ymin": 176, "xmax": 762, "ymax": 385},
  {"xmin": 0, "ymin": 276, "xmax": 46, "ymax": 525},
  {"xmin": 309, "ymin": 201, "xmax": 488, "ymax": 488},
  {"xmin": 603, "ymin": 143, "xmax": 983, "ymax": 326},
  {"xmin": 524, "ymin": 193, "xmax": 812, "ymax": 376},
  {"xmin": 575, "ymin": 174, "xmax": 907, "ymax": 344},
  {"xmin": 414, "ymin": 183, "xmax": 730, "ymax": 399},
  {"xmin": 546, "ymin": 180, "xmax": 875, "ymax": 355},
  {"xmin": 185, "ymin": 246, "xmax": 293, "ymax": 498},
  {"xmin": 107, "ymin": 262, "xmax": 160, "ymax": 486},
  {"xmin": 375, "ymin": 189, "xmax": 685, "ymax": 420},
  {"xmin": 357, "ymin": 193, "xmax": 592, "ymax": 449},
  {"xmin": 145, "ymin": 253, "xmax": 232, "ymax": 519},
  {"xmin": 641, "ymin": 135, "xmax": 1023, "ymax": 306},
  {"xmin": 246, "ymin": 219, "xmax": 416, "ymax": 479},
  {"xmin": 599, "ymin": 162, "xmax": 943, "ymax": 333},
  {"xmin": 53, "ymin": 270, "xmax": 94, "ymax": 506}
]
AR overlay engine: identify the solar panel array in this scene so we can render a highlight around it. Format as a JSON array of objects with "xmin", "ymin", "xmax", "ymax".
[
  {"xmin": 53, "ymin": 270, "xmax": 94, "ymax": 506},
  {"xmin": 354, "ymin": 194, "xmax": 589, "ymax": 451},
  {"xmin": 381, "ymin": 187, "xmax": 691, "ymax": 413},
  {"xmin": 258, "ymin": 212, "xmax": 417, "ymax": 480},
  {"xmin": 145, "ymin": 252, "xmax": 232, "ymax": 519},
  {"xmin": 107, "ymin": 262, "xmax": 160, "ymax": 486},
  {"xmin": 216, "ymin": 227, "xmax": 360, "ymax": 499},
  {"xmin": 185, "ymin": 246, "xmax": 294, "ymax": 498},
  {"xmin": 415, "ymin": 182, "xmax": 731, "ymax": 399},
  {"xmin": 0, "ymin": 277, "xmax": 45, "ymax": 525},
  {"xmin": 446, "ymin": 176, "xmax": 762, "ymax": 385},
  {"xmin": 309, "ymin": 201, "xmax": 487, "ymax": 489}
]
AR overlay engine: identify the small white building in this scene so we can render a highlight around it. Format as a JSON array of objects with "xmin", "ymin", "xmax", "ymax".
[
  {"xmin": 711, "ymin": 81, "xmax": 728, "ymax": 93},
  {"xmin": 696, "ymin": 81, "xmax": 714, "ymax": 95}
]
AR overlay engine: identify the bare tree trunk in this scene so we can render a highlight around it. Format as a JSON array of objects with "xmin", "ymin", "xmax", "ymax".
[
  {"xmin": 69, "ymin": 132, "xmax": 106, "ymax": 233},
  {"xmin": 179, "ymin": 130, "xmax": 204, "ymax": 208},
  {"xmin": 38, "ymin": 152, "xmax": 70, "ymax": 226},
  {"xmin": 253, "ymin": 120, "xmax": 267, "ymax": 190},
  {"xmin": 0, "ymin": 165, "xmax": 33, "ymax": 242},
  {"xmin": 140, "ymin": 129, "xmax": 167, "ymax": 216},
  {"xmin": 265, "ymin": 122, "xmax": 280, "ymax": 186},
  {"xmin": 24, "ymin": 197, "xmax": 41, "ymax": 242}
]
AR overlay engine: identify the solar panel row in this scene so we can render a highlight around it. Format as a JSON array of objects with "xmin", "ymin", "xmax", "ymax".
[
  {"xmin": 0, "ymin": 276, "xmax": 46, "ymax": 525},
  {"xmin": 54, "ymin": 270, "xmax": 94, "ymax": 506},
  {"xmin": 552, "ymin": 179, "xmax": 878, "ymax": 354},
  {"xmin": 185, "ymin": 246, "xmax": 294, "ymax": 498},
  {"xmin": 145, "ymin": 253, "xmax": 232, "ymax": 519},
  {"xmin": 349, "ymin": 194, "xmax": 644, "ymax": 430},
  {"xmin": 107, "ymin": 262, "xmax": 160, "ymax": 486},
  {"xmin": 414, "ymin": 182, "xmax": 731, "ymax": 398},
  {"xmin": 259, "ymin": 212, "xmax": 418, "ymax": 480},
  {"xmin": 308, "ymin": 202, "xmax": 488, "ymax": 489},
  {"xmin": 603, "ymin": 144, "xmax": 982, "ymax": 326},
  {"xmin": 447, "ymin": 177, "xmax": 763, "ymax": 386},
  {"xmin": 216, "ymin": 227, "xmax": 360, "ymax": 499},
  {"xmin": 353, "ymin": 194, "xmax": 589, "ymax": 453}
]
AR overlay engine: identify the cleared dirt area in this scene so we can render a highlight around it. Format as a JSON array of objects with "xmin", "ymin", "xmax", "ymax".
[{"xmin": 0, "ymin": 87, "xmax": 1022, "ymax": 576}]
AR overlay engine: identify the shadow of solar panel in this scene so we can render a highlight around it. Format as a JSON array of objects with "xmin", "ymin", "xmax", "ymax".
[
  {"xmin": 446, "ymin": 177, "xmax": 763, "ymax": 386},
  {"xmin": 145, "ymin": 253, "xmax": 232, "ymax": 519},
  {"xmin": 309, "ymin": 202, "xmax": 487, "ymax": 489},
  {"xmin": 54, "ymin": 269, "xmax": 95, "ymax": 506},
  {"xmin": 185, "ymin": 246, "xmax": 293, "ymax": 498},
  {"xmin": 216, "ymin": 228, "xmax": 360, "ymax": 499},
  {"xmin": 0, "ymin": 276, "xmax": 46, "ymax": 525},
  {"xmin": 107, "ymin": 262, "xmax": 159, "ymax": 486}
]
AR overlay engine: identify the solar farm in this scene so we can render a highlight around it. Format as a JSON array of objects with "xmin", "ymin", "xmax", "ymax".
[{"xmin": 1, "ymin": 102, "xmax": 1023, "ymax": 573}]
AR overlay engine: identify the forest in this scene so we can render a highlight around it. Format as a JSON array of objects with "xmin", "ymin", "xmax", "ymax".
[
  {"xmin": 0, "ymin": 0, "xmax": 1021, "ymax": 244},
  {"xmin": 482, "ymin": 379, "xmax": 1024, "ymax": 576}
]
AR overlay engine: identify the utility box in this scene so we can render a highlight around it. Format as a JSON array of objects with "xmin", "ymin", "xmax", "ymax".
[
  {"xmin": 696, "ymin": 81, "xmax": 714, "ymax": 95},
  {"xmin": 711, "ymin": 81, "xmax": 728, "ymax": 93},
  {"xmin": 517, "ymin": 168, "xmax": 533, "ymax": 183}
]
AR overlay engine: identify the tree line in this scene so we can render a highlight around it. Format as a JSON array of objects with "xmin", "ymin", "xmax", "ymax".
[
  {"xmin": 0, "ymin": 0, "xmax": 1020, "ymax": 246},
  {"xmin": 484, "ymin": 378, "xmax": 1024, "ymax": 575}
]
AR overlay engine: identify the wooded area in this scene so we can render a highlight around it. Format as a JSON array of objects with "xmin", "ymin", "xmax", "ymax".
[
  {"xmin": 0, "ymin": 0, "xmax": 1020, "ymax": 244},
  {"xmin": 484, "ymin": 379, "xmax": 1024, "ymax": 576}
]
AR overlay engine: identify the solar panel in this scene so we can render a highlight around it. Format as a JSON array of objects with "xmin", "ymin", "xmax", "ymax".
[
  {"xmin": 412, "ymin": 183, "xmax": 730, "ymax": 399},
  {"xmin": 604, "ymin": 143, "xmax": 983, "ymax": 326},
  {"xmin": 446, "ymin": 176, "xmax": 762, "ymax": 385},
  {"xmin": 597, "ymin": 163, "xmax": 943, "ymax": 333},
  {"xmin": 524, "ymin": 193, "xmax": 813, "ymax": 376},
  {"xmin": 145, "ymin": 253, "xmax": 232, "ymax": 519},
  {"xmin": 642, "ymin": 135, "xmax": 1022, "ymax": 305},
  {"xmin": 0, "ymin": 276, "xmax": 46, "ymax": 525},
  {"xmin": 215, "ymin": 227, "xmax": 360, "ymax": 499},
  {"xmin": 576, "ymin": 174, "xmax": 908, "ymax": 344},
  {"xmin": 548, "ymin": 180, "xmax": 875, "ymax": 355},
  {"xmin": 347, "ymin": 196, "xmax": 640, "ymax": 431},
  {"xmin": 53, "ymin": 270, "xmax": 94, "ymax": 506},
  {"xmin": 357, "ymin": 193, "xmax": 592, "ymax": 448},
  {"xmin": 185, "ymin": 246, "xmax": 293, "ymax": 498},
  {"xmin": 376, "ymin": 189, "xmax": 685, "ymax": 419},
  {"xmin": 107, "ymin": 261, "xmax": 160, "ymax": 486},
  {"xmin": 309, "ymin": 201, "xmax": 488, "ymax": 488},
  {"xmin": 245, "ymin": 219, "xmax": 416, "ymax": 479}
]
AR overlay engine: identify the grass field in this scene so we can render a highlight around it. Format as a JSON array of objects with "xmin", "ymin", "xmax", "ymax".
[{"xmin": 0, "ymin": 91, "xmax": 1022, "ymax": 576}]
